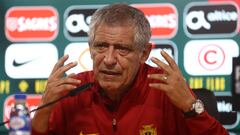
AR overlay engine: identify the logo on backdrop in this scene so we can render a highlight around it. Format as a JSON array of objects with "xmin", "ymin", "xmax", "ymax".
[
  {"xmin": 146, "ymin": 40, "xmax": 178, "ymax": 67},
  {"xmin": 64, "ymin": 5, "xmax": 103, "ymax": 41},
  {"xmin": 64, "ymin": 43, "xmax": 92, "ymax": 74},
  {"xmin": 232, "ymin": 56, "xmax": 240, "ymax": 111},
  {"xmin": 133, "ymin": 4, "xmax": 178, "ymax": 39},
  {"xmin": 5, "ymin": 6, "xmax": 58, "ymax": 41},
  {"xmin": 5, "ymin": 43, "xmax": 58, "ymax": 78},
  {"xmin": 216, "ymin": 95, "xmax": 239, "ymax": 129},
  {"xmin": 184, "ymin": 2, "xmax": 239, "ymax": 38},
  {"xmin": 4, "ymin": 95, "xmax": 42, "ymax": 128},
  {"xmin": 184, "ymin": 40, "xmax": 239, "ymax": 75}
]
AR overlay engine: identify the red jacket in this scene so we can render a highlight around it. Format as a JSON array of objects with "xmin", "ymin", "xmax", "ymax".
[{"xmin": 32, "ymin": 64, "xmax": 229, "ymax": 135}]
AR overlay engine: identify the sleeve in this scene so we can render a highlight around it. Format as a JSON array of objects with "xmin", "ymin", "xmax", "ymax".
[
  {"xmin": 163, "ymin": 95, "xmax": 229, "ymax": 135},
  {"xmin": 181, "ymin": 86, "xmax": 229, "ymax": 134},
  {"xmin": 184, "ymin": 111, "xmax": 229, "ymax": 135},
  {"xmin": 31, "ymin": 102, "xmax": 66, "ymax": 135},
  {"xmin": 31, "ymin": 128, "xmax": 49, "ymax": 135},
  {"xmin": 48, "ymin": 101, "xmax": 69, "ymax": 135}
]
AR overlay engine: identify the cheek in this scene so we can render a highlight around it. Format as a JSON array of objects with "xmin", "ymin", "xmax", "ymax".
[
  {"xmin": 92, "ymin": 52, "xmax": 104, "ymax": 66},
  {"xmin": 120, "ymin": 56, "xmax": 141, "ymax": 78},
  {"xmin": 127, "ymin": 62, "xmax": 139, "ymax": 75}
]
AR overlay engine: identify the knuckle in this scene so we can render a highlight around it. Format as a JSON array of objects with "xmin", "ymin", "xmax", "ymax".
[{"xmin": 58, "ymin": 67, "xmax": 65, "ymax": 73}]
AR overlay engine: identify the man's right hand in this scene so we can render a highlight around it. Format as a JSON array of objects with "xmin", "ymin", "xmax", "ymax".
[
  {"xmin": 41, "ymin": 55, "xmax": 81, "ymax": 111},
  {"xmin": 31, "ymin": 55, "xmax": 81, "ymax": 133}
]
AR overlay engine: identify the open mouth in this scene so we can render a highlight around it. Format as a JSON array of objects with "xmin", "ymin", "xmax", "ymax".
[{"xmin": 101, "ymin": 70, "xmax": 121, "ymax": 76}]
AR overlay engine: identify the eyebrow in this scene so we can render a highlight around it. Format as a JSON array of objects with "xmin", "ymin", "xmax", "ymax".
[
  {"xmin": 93, "ymin": 41, "xmax": 133, "ymax": 48},
  {"xmin": 93, "ymin": 41, "xmax": 108, "ymax": 46},
  {"xmin": 114, "ymin": 43, "xmax": 134, "ymax": 50}
]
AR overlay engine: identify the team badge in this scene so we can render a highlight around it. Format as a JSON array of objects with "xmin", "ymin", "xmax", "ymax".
[
  {"xmin": 79, "ymin": 131, "xmax": 99, "ymax": 135},
  {"xmin": 140, "ymin": 124, "xmax": 157, "ymax": 135}
]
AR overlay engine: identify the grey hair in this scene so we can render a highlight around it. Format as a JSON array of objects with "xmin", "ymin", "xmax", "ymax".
[{"xmin": 88, "ymin": 3, "xmax": 151, "ymax": 51}]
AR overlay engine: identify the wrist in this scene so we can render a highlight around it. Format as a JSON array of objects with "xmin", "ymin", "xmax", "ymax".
[
  {"xmin": 183, "ymin": 99, "xmax": 205, "ymax": 118},
  {"xmin": 182, "ymin": 97, "xmax": 196, "ymax": 112}
]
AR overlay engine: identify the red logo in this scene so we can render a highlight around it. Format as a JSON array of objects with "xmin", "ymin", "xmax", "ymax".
[
  {"xmin": 3, "ymin": 95, "xmax": 42, "ymax": 128},
  {"xmin": 198, "ymin": 44, "xmax": 225, "ymax": 70},
  {"xmin": 132, "ymin": 4, "xmax": 178, "ymax": 38},
  {"xmin": 5, "ymin": 6, "xmax": 58, "ymax": 41}
]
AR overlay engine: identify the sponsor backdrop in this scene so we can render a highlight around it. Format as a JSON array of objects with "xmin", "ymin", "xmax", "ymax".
[{"xmin": 0, "ymin": 0, "xmax": 239, "ymax": 134}]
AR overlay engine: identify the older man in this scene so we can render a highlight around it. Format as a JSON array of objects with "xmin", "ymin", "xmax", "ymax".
[{"xmin": 32, "ymin": 3, "xmax": 228, "ymax": 135}]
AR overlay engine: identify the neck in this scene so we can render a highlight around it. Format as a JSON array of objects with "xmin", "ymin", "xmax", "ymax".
[
  {"xmin": 100, "ymin": 80, "xmax": 136, "ymax": 102},
  {"xmin": 102, "ymin": 87, "xmax": 128, "ymax": 102}
]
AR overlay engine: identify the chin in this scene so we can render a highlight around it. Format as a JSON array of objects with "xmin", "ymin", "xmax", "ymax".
[{"xmin": 99, "ymin": 81, "xmax": 121, "ymax": 91}]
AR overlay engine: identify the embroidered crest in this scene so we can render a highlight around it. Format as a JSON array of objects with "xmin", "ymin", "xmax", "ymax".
[{"xmin": 140, "ymin": 124, "xmax": 157, "ymax": 135}]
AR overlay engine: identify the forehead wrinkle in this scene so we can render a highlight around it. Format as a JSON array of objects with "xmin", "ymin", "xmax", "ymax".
[
  {"xmin": 93, "ymin": 40, "xmax": 134, "ymax": 49},
  {"xmin": 94, "ymin": 27, "xmax": 134, "ymax": 46}
]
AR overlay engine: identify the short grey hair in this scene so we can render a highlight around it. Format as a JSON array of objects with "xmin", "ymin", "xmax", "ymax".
[{"xmin": 88, "ymin": 3, "xmax": 151, "ymax": 51}]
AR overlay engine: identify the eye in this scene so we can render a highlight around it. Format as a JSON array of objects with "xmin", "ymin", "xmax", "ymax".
[
  {"xmin": 93, "ymin": 43, "xmax": 108, "ymax": 52},
  {"xmin": 116, "ymin": 46, "xmax": 131, "ymax": 56}
]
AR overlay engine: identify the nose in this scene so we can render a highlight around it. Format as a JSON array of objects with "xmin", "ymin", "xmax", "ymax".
[{"xmin": 103, "ymin": 46, "xmax": 117, "ymax": 66}]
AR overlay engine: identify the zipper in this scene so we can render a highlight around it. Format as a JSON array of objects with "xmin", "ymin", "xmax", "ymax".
[{"xmin": 112, "ymin": 118, "xmax": 117, "ymax": 132}]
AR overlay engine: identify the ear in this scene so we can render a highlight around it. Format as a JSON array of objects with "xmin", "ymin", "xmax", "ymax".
[{"xmin": 140, "ymin": 43, "xmax": 152, "ymax": 63}]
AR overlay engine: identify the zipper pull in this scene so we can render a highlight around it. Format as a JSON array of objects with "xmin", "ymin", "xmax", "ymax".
[{"xmin": 112, "ymin": 118, "xmax": 117, "ymax": 132}]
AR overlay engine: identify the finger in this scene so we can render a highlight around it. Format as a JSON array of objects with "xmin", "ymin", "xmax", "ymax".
[
  {"xmin": 51, "ymin": 55, "xmax": 69, "ymax": 74},
  {"xmin": 66, "ymin": 73, "xmax": 79, "ymax": 80},
  {"xmin": 47, "ymin": 73, "xmax": 79, "ymax": 92},
  {"xmin": 55, "ymin": 77, "xmax": 81, "ymax": 87},
  {"xmin": 160, "ymin": 51, "xmax": 179, "ymax": 72},
  {"xmin": 53, "ymin": 61, "xmax": 78, "ymax": 78},
  {"xmin": 151, "ymin": 57, "xmax": 172, "ymax": 74},
  {"xmin": 147, "ymin": 74, "xmax": 168, "ymax": 82},
  {"xmin": 68, "ymin": 73, "xmax": 77, "ymax": 78},
  {"xmin": 50, "ymin": 84, "xmax": 78, "ymax": 97},
  {"xmin": 41, "ymin": 83, "xmax": 76, "ymax": 104},
  {"xmin": 149, "ymin": 83, "xmax": 169, "ymax": 92},
  {"xmin": 58, "ymin": 84, "xmax": 77, "ymax": 91}
]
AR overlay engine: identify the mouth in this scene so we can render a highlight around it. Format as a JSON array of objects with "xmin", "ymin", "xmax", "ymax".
[{"xmin": 100, "ymin": 70, "xmax": 121, "ymax": 76}]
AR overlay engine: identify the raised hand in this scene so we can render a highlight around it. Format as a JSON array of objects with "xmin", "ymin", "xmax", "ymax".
[
  {"xmin": 148, "ymin": 51, "xmax": 195, "ymax": 112},
  {"xmin": 40, "ymin": 55, "xmax": 81, "ymax": 111},
  {"xmin": 32, "ymin": 55, "xmax": 81, "ymax": 132}
]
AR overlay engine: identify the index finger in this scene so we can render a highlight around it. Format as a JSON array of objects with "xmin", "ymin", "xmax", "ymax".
[
  {"xmin": 51, "ymin": 55, "xmax": 69, "ymax": 74},
  {"xmin": 151, "ymin": 57, "xmax": 172, "ymax": 74},
  {"xmin": 160, "ymin": 51, "xmax": 179, "ymax": 71},
  {"xmin": 53, "ymin": 61, "xmax": 78, "ymax": 78}
]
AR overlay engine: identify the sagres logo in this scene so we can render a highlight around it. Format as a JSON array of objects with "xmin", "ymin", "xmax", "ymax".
[
  {"xmin": 5, "ymin": 43, "xmax": 58, "ymax": 78},
  {"xmin": 64, "ymin": 43, "xmax": 92, "ymax": 75},
  {"xmin": 64, "ymin": 5, "xmax": 103, "ymax": 41},
  {"xmin": 184, "ymin": 40, "xmax": 239, "ymax": 75},
  {"xmin": 184, "ymin": 2, "xmax": 239, "ymax": 38},
  {"xmin": 146, "ymin": 40, "xmax": 178, "ymax": 67},
  {"xmin": 4, "ymin": 94, "xmax": 42, "ymax": 128},
  {"xmin": 133, "ymin": 4, "xmax": 178, "ymax": 39},
  {"xmin": 5, "ymin": 6, "xmax": 58, "ymax": 41}
]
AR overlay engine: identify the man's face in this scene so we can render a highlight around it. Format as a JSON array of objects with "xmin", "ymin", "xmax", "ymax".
[{"xmin": 89, "ymin": 24, "xmax": 148, "ymax": 93}]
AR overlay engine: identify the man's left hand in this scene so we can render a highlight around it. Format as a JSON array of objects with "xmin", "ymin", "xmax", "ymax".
[{"xmin": 148, "ymin": 51, "xmax": 195, "ymax": 112}]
